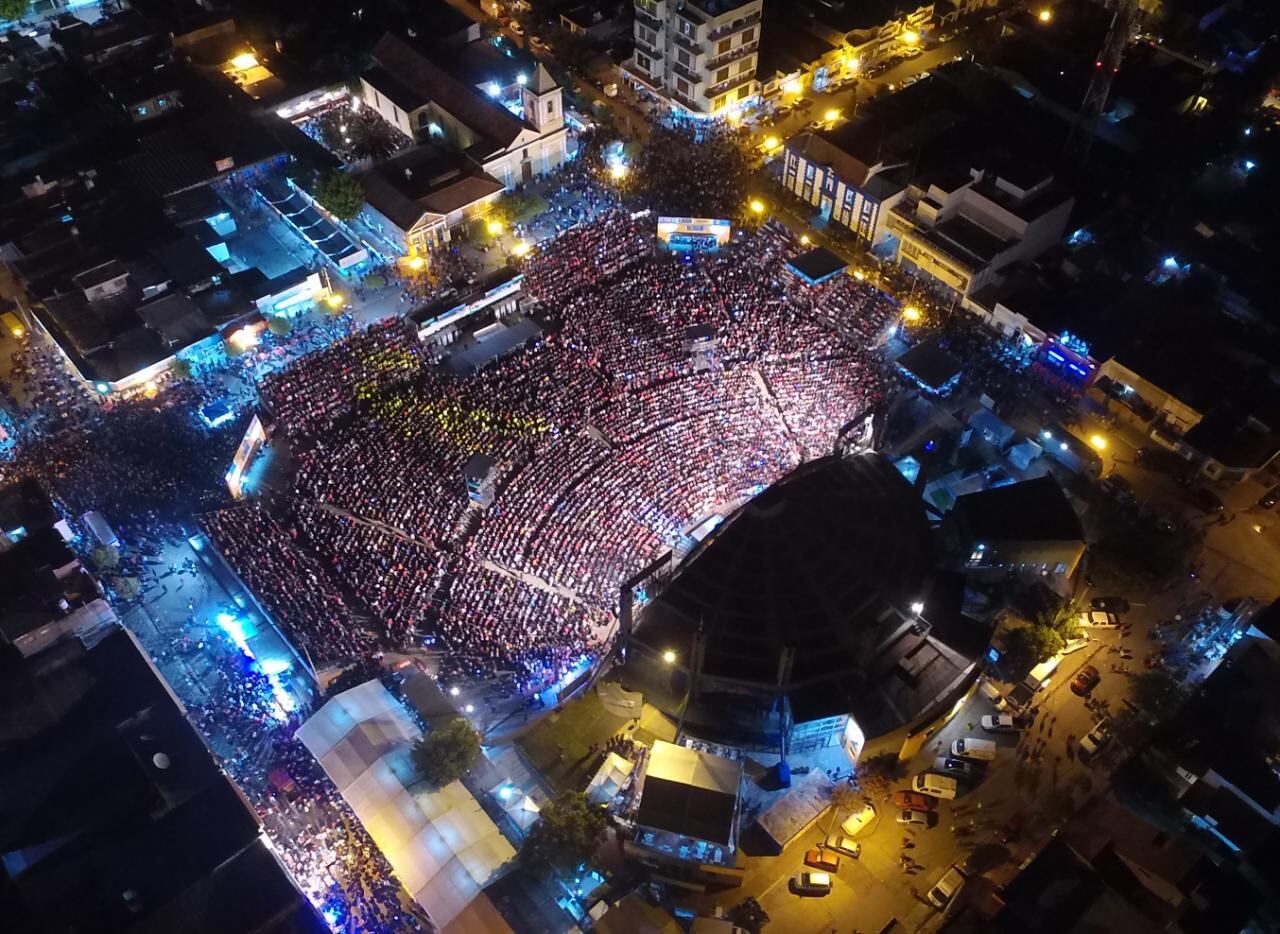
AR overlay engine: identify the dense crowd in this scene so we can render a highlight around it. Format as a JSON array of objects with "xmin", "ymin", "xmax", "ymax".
[
  {"xmin": 630, "ymin": 121, "xmax": 751, "ymax": 219},
  {"xmin": 204, "ymin": 215, "xmax": 897, "ymax": 684}
]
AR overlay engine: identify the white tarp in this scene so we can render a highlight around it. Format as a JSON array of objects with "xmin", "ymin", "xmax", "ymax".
[{"xmin": 295, "ymin": 680, "xmax": 515, "ymax": 929}]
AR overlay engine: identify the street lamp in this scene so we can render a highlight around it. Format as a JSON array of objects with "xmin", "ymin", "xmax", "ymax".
[
  {"xmin": 800, "ymin": 234, "xmax": 811, "ymax": 245},
  {"xmin": 486, "ymin": 219, "xmax": 503, "ymax": 236},
  {"xmin": 609, "ymin": 162, "xmax": 629, "ymax": 180},
  {"xmin": 762, "ymin": 135, "xmax": 781, "ymax": 151},
  {"xmin": 465, "ymin": 703, "xmax": 475, "ymax": 713},
  {"xmin": 902, "ymin": 305, "xmax": 921, "ymax": 323},
  {"xmin": 824, "ymin": 108, "xmax": 841, "ymax": 123},
  {"xmin": 662, "ymin": 649, "xmax": 677, "ymax": 664},
  {"xmin": 1038, "ymin": 8, "xmax": 1053, "ymax": 23},
  {"xmin": 1088, "ymin": 433, "xmax": 1108, "ymax": 451},
  {"xmin": 910, "ymin": 601, "xmax": 925, "ymax": 616},
  {"xmin": 749, "ymin": 199, "xmax": 766, "ymax": 215},
  {"xmin": 449, "ymin": 685, "xmax": 461, "ymax": 696},
  {"xmin": 512, "ymin": 241, "xmax": 531, "ymax": 258},
  {"xmin": 782, "ymin": 77, "xmax": 802, "ymax": 96},
  {"xmin": 407, "ymin": 255, "xmax": 425, "ymax": 271},
  {"xmin": 902, "ymin": 30, "xmax": 919, "ymax": 46}
]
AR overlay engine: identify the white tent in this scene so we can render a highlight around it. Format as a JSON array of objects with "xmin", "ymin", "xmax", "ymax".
[
  {"xmin": 505, "ymin": 794, "xmax": 541, "ymax": 830},
  {"xmin": 586, "ymin": 751, "xmax": 634, "ymax": 805},
  {"xmin": 295, "ymin": 680, "xmax": 515, "ymax": 930}
]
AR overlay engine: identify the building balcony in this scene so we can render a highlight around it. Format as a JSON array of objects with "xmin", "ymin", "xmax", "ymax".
[
  {"xmin": 705, "ymin": 40, "xmax": 756, "ymax": 71},
  {"xmin": 671, "ymin": 86, "xmax": 709, "ymax": 112},
  {"xmin": 705, "ymin": 68, "xmax": 755, "ymax": 99},
  {"xmin": 671, "ymin": 29, "xmax": 703, "ymax": 56},
  {"xmin": 634, "ymin": 35, "xmax": 664, "ymax": 61},
  {"xmin": 671, "ymin": 60, "xmax": 705, "ymax": 87},
  {"xmin": 635, "ymin": 9, "xmax": 664, "ymax": 33},
  {"xmin": 634, "ymin": 0, "xmax": 664, "ymax": 17},
  {"xmin": 707, "ymin": 11, "xmax": 759, "ymax": 42}
]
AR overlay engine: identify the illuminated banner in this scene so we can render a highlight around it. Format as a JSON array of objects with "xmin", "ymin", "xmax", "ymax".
[
  {"xmin": 226, "ymin": 415, "xmax": 266, "ymax": 499},
  {"xmin": 656, "ymin": 216, "xmax": 732, "ymax": 248}
]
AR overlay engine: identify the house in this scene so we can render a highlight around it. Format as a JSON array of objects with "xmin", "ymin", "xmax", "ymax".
[{"xmin": 361, "ymin": 33, "xmax": 567, "ymax": 198}]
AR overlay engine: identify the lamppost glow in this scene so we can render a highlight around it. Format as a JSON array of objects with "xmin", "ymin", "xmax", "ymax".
[
  {"xmin": 902, "ymin": 30, "xmax": 919, "ymax": 46},
  {"xmin": 324, "ymin": 292, "xmax": 345, "ymax": 309},
  {"xmin": 609, "ymin": 162, "xmax": 629, "ymax": 180},
  {"xmin": 407, "ymin": 255, "xmax": 426, "ymax": 271},
  {"xmin": 800, "ymin": 234, "xmax": 811, "ymax": 245},
  {"xmin": 486, "ymin": 219, "xmax": 503, "ymax": 236},
  {"xmin": 662, "ymin": 649, "xmax": 677, "ymax": 664},
  {"xmin": 824, "ymin": 108, "xmax": 841, "ymax": 123},
  {"xmin": 512, "ymin": 240, "xmax": 531, "ymax": 257},
  {"xmin": 903, "ymin": 305, "xmax": 921, "ymax": 323},
  {"xmin": 749, "ymin": 199, "xmax": 765, "ymax": 215},
  {"xmin": 230, "ymin": 52, "xmax": 259, "ymax": 70},
  {"xmin": 762, "ymin": 135, "xmax": 781, "ymax": 151},
  {"xmin": 783, "ymin": 78, "xmax": 802, "ymax": 95},
  {"xmin": 910, "ymin": 601, "xmax": 925, "ymax": 616},
  {"xmin": 449, "ymin": 685, "xmax": 461, "ymax": 696},
  {"xmin": 1089, "ymin": 433, "xmax": 1108, "ymax": 451},
  {"xmin": 1038, "ymin": 8, "xmax": 1053, "ymax": 22}
]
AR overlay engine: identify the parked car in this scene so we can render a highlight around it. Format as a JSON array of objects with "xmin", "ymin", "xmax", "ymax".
[
  {"xmin": 899, "ymin": 808, "xmax": 939, "ymax": 827},
  {"xmin": 1078, "ymin": 610, "xmax": 1119, "ymax": 628},
  {"xmin": 1070, "ymin": 665, "xmax": 1102, "ymax": 696},
  {"xmin": 978, "ymin": 679, "xmax": 1010, "ymax": 711},
  {"xmin": 529, "ymin": 35, "xmax": 552, "ymax": 55},
  {"xmin": 1079, "ymin": 719, "xmax": 1111, "ymax": 759},
  {"xmin": 509, "ymin": 20, "xmax": 525, "ymax": 37},
  {"xmin": 823, "ymin": 834, "xmax": 861, "ymax": 858},
  {"xmin": 893, "ymin": 789, "xmax": 937, "ymax": 810},
  {"xmin": 933, "ymin": 756, "xmax": 978, "ymax": 778},
  {"xmin": 805, "ymin": 848, "xmax": 840, "ymax": 872},
  {"xmin": 791, "ymin": 871, "xmax": 833, "ymax": 896},
  {"xmin": 1258, "ymin": 486, "xmax": 1280, "ymax": 509},
  {"xmin": 927, "ymin": 864, "xmax": 969, "ymax": 909},
  {"xmin": 1192, "ymin": 487, "xmax": 1225, "ymax": 514},
  {"xmin": 1091, "ymin": 596, "xmax": 1131, "ymax": 613},
  {"xmin": 841, "ymin": 802, "xmax": 876, "ymax": 836},
  {"xmin": 981, "ymin": 714, "xmax": 1019, "ymax": 733}
]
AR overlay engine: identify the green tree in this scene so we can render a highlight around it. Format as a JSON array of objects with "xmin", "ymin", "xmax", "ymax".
[
  {"xmin": 411, "ymin": 717, "xmax": 481, "ymax": 788},
  {"xmin": 823, "ymin": 782, "xmax": 862, "ymax": 834},
  {"xmin": 114, "ymin": 576, "xmax": 141, "ymax": 600},
  {"xmin": 1111, "ymin": 670, "xmax": 1187, "ymax": 747},
  {"xmin": 91, "ymin": 544, "xmax": 120, "ymax": 572},
  {"xmin": 1005, "ymin": 623, "xmax": 1064, "ymax": 669},
  {"xmin": 314, "ymin": 170, "xmax": 364, "ymax": 221},
  {"xmin": 0, "ymin": 0, "xmax": 30, "ymax": 23},
  {"xmin": 170, "ymin": 358, "xmax": 192, "ymax": 380},
  {"xmin": 519, "ymin": 790, "xmax": 607, "ymax": 877},
  {"xmin": 267, "ymin": 316, "xmax": 293, "ymax": 337}
]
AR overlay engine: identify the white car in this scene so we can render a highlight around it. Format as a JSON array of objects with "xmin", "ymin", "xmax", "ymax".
[
  {"xmin": 823, "ymin": 834, "xmax": 861, "ymax": 857},
  {"xmin": 792, "ymin": 871, "xmax": 833, "ymax": 896},
  {"xmin": 981, "ymin": 714, "xmax": 1019, "ymax": 733},
  {"xmin": 840, "ymin": 802, "xmax": 876, "ymax": 836},
  {"xmin": 1078, "ymin": 610, "xmax": 1120, "ymax": 628},
  {"xmin": 1079, "ymin": 720, "xmax": 1111, "ymax": 759}
]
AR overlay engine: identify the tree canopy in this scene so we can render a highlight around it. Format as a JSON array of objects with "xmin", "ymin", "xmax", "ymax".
[
  {"xmin": 0, "ymin": 0, "xmax": 30, "ymax": 23},
  {"xmin": 314, "ymin": 170, "xmax": 365, "ymax": 221},
  {"xmin": 411, "ymin": 717, "xmax": 482, "ymax": 789},
  {"xmin": 519, "ymin": 790, "xmax": 607, "ymax": 876}
]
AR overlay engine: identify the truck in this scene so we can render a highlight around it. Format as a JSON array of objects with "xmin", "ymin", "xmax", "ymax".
[
  {"xmin": 80, "ymin": 510, "xmax": 120, "ymax": 549},
  {"xmin": 951, "ymin": 737, "xmax": 997, "ymax": 761}
]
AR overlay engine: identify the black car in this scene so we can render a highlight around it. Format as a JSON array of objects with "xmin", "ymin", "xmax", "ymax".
[
  {"xmin": 1259, "ymin": 486, "xmax": 1280, "ymax": 509},
  {"xmin": 1091, "ymin": 596, "xmax": 1131, "ymax": 614}
]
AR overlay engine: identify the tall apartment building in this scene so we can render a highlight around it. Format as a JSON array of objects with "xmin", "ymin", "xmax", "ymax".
[{"xmin": 628, "ymin": 0, "xmax": 763, "ymax": 116}]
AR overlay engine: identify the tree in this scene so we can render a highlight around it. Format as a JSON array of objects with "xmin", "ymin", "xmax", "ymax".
[
  {"xmin": 170, "ymin": 358, "xmax": 192, "ymax": 381},
  {"xmin": 411, "ymin": 717, "xmax": 481, "ymax": 788},
  {"xmin": 91, "ymin": 544, "xmax": 120, "ymax": 572},
  {"xmin": 853, "ymin": 752, "xmax": 901, "ymax": 801},
  {"xmin": 1004, "ymin": 623, "xmax": 1064, "ymax": 671},
  {"xmin": 726, "ymin": 897, "xmax": 770, "ymax": 934},
  {"xmin": 267, "ymin": 316, "xmax": 293, "ymax": 337},
  {"xmin": 114, "ymin": 576, "xmax": 141, "ymax": 600},
  {"xmin": 1111, "ymin": 670, "xmax": 1187, "ymax": 747},
  {"xmin": 314, "ymin": 170, "xmax": 364, "ymax": 221},
  {"xmin": 519, "ymin": 790, "xmax": 607, "ymax": 877},
  {"xmin": 823, "ymin": 782, "xmax": 862, "ymax": 834},
  {"xmin": 0, "ymin": 0, "xmax": 30, "ymax": 23}
]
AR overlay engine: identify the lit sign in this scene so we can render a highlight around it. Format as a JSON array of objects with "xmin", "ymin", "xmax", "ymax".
[
  {"xmin": 226, "ymin": 415, "xmax": 266, "ymax": 498},
  {"xmin": 656, "ymin": 216, "xmax": 732, "ymax": 250}
]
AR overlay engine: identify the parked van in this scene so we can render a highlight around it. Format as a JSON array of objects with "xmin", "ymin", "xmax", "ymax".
[
  {"xmin": 912, "ymin": 772, "xmax": 958, "ymax": 799},
  {"xmin": 951, "ymin": 737, "xmax": 997, "ymax": 761},
  {"xmin": 927, "ymin": 864, "xmax": 969, "ymax": 909}
]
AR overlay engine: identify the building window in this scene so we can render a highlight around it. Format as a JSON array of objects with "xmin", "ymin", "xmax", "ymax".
[
  {"xmin": 546, "ymin": 99, "xmax": 554, "ymax": 114},
  {"xmin": 676, "ymin": 77, "xmax": 689, "ymax": 95},
  {"xmin": 637, "ymin": 52, "xmax": 651, "ymax": 71},
  {"xmin": 742, "ymin": 27, "xmax": 754, "ymax": 43},
  {"xmin": 738, "ymin": 60, "xmax": 751, "ymax": 74},
  {"xmin": 523, "ymin": 148, "xmax": 530, "ymax": 160},
  {"xmin": 677, "ymin": 48, "xmax": 690, "ymax": 66},
  {"xmin": 737, "ymin": 85, "xmax": 749, "ymax": 99},
  {"xmin": 719, "ymin": 38, "xmax": 731, "ymax": 53},
  {"xmin": 716, "ymin": 66, "xmax": 729, "ymax": 83}
]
